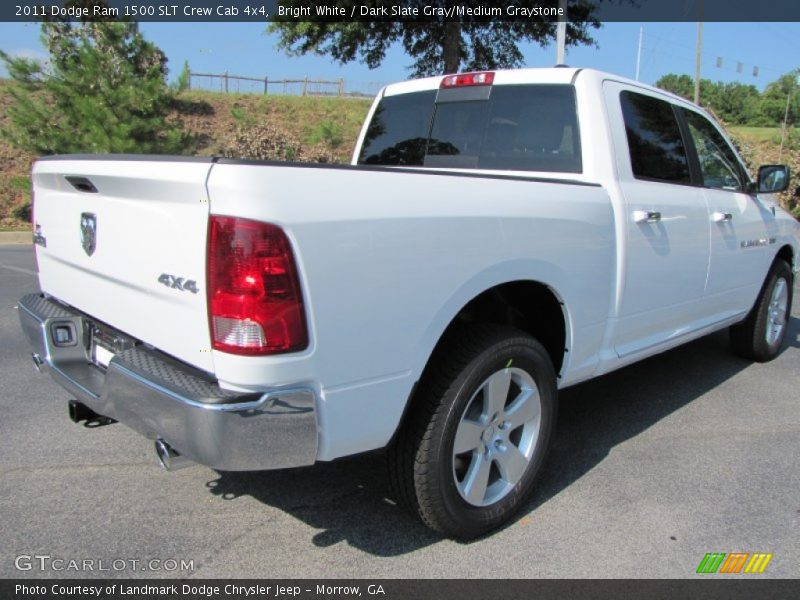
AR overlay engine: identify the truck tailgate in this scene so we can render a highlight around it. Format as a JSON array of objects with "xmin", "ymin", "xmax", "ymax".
[{"xmin": 32, "ymin": 157, "xmax": 214, "ymax": 373}]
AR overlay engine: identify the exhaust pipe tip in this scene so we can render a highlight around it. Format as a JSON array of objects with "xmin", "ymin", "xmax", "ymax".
[
  {"xmin": 155, "ymin": 439, "xmax": 194, "ymax": 471},
  {"xmin": 32, "ymin": 353, "xmax": 44, "ymax": 373}
]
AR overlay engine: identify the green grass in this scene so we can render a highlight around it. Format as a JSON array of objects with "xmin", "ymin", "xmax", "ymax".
[
  {"xmin": 729, "ymin": 126, "xmax": 800, "ymax": 152},
  {"xmin": 253, "ymin": 95, "xmax": 370, "ymax": 142},
  {"xmin": 728, "ymin": 126, "xmax": 799, "ymax": 148},
  {"xmin": 181, "ymin": 90, "xmax": 370, "ymax": 126},
  {"xmin": 177, "ymin": 90, "xmax": 371, "ymax": 157},
  {"xmin": 307, "ymin": 120, "xmax": 345, "ymax": 149},
  {"xmin": 229, "ymin": 105, "xmax": 256, "ymax": 127},
  {"xmin": 8, "ymin": 175, "xmax": 31, "ymax": 192},
  {"xmin": 728, "ymin": 126, "xmax": 781, "ymax": 141}
]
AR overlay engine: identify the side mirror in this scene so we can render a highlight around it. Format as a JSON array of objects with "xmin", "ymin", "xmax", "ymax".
[{"xmin": 757, "ymin": 165, "xmax": 790, "ymax": 194}]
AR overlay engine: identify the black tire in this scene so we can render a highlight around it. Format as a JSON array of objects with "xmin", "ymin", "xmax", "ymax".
[
  {"xmin": 730, "ymin": 259, "xmax": 794, "ymax": 362},
  {"xmin": 388, "ymin": 324, "xmax": 557, "ymax": 539}
]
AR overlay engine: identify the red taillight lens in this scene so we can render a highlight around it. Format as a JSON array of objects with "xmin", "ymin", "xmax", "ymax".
[
  {"xmin": 31, "ymin": 188, "xmax": 39, "ymax": 274},
  {"xmin": 207, "ymin": 216, "xmax": 308, "ymax": 355},
  {"xmin": 440, "ymin": 72, "xmax": 495, "ymax": 88}
]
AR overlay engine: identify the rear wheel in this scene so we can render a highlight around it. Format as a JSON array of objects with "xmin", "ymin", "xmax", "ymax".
[
  {"xmin": 730, "ymin": 259, "xmax": 793, "ymax": 362},
  {"xmin": 388, "ymin": 325, "xmax": 557, "ymax": 539}
]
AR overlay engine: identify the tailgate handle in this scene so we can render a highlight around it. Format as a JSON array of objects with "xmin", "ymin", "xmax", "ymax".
[{"xmin": 65, "ymin": 176, "xmax": 98, "ymax": 193}]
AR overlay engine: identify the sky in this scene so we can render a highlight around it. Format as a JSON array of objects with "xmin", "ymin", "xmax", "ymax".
[{"xmin": 0, "ymin": 21, "xmax": 798, "ymax": 95}]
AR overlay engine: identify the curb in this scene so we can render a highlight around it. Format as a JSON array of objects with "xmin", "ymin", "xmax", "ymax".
[{"xmin": 0, "ymin": 232, "xmax": 31, "ymax": 245}]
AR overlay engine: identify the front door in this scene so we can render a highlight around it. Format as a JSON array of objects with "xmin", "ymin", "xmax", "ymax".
[{"xmin": 677, "ymin": 106, "xmax": 777, "ymax": 318}]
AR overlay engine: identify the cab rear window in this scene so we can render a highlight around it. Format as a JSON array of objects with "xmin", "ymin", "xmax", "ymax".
[{"xmin": 358, "ymin": 84, "xmax": 582, "ymax": 173}]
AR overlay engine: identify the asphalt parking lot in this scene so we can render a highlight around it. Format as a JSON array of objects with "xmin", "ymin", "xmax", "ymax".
[{"xmin": 1, "ymin": 243, "xmax": 798, "ymax": 579}]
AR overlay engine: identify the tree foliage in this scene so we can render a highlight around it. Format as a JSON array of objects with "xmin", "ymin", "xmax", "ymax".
[
  {"xmin": 759, "ymin": 72, "xmax": 800, "ymax": 126},
  {"xmin": 269, "ymin": 1, "xmax": 605, "ymax": 77},
  {"xmin": 653, "ymin": 73, "xmax": 694, "ymax": 101},
  {"xmin": 0, "ymin": 1, "xmax": 189, "ymax": 155},
  {"xmin": 656, "ymin": 71, "xmax": 799, "ymax": 127},
  {"xmin": 172, "ymin": 60, "xmax": 191, "ymax": 92}
]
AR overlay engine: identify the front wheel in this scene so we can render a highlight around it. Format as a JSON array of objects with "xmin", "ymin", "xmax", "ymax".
[
  {"xmin": 388, "ymin": 325, "xmax": 557, "ymax": 539},
  {"xmin": 730, "ymin": 259, "xmax": 794, "ymax": 362}
]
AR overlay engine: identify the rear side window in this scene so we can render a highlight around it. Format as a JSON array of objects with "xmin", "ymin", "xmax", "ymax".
[
  {"xmin": 358, "ymin": 84, "xmax": 581, "ymax": 173},
  {"xmin": 358, "ymin": 91, "xmax": 436, "ymax": 166},
  {"xmin": 620, "ymin": 91, "xmax": 691, "ymax": 184}
]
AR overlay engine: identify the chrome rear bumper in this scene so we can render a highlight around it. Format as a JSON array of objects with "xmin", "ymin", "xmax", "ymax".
[{"xmin": 18, "ymin": 293, "xmax": 318, "ymax": 471}]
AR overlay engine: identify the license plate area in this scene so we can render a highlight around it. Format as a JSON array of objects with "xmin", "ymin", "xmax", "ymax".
[
  {"xmin": 92, "ymin": 340, "xmax": 115, "ymax": 368},
  {"xmin": 88, "ymin": 321, "xmax": 136, "ymax": 370}
]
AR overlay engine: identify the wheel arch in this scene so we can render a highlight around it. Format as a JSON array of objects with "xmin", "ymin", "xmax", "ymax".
[
  {"xmin": 389, "ymin": 266, "xmax": 571, "ymax": 448},
  {"xmin": 776, "ymin": 244, "xmax": 795, "ymax": 272},
  {"xmin": 434, "ymin": 280, "xmax": 568, "ymax": 375}
]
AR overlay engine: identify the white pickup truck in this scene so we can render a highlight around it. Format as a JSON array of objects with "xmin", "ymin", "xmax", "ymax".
[{"xmin": 19, "ymin": 67, "xmax": 799, "ymax": 538}]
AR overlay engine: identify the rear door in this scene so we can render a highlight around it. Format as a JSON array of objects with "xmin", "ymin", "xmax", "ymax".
[
  {"xmin": 32, "ymin": 157, "xmax": 215, "ymax": 372},
  {"xmin": 603, "ymin": 83, "xmax": 711, "ymax": 357}
]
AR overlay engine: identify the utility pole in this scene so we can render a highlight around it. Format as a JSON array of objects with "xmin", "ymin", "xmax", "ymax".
[
  {"xmin": 779, "ymin": 71, "xmax": 800, "ymax": 161},
  {"xmin": 556, "ymin": 0, "xmax": 567, "ymax": 65},
  {"xmin": 635, "ymin": 26, "xmax": 643, "ymax": 81},
  {"xmin": 694, "ymin": 5, "xmax": 703, "ymax": 104}
]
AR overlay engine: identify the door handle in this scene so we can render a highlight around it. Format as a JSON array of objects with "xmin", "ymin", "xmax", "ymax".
[
  {"xmin": 712, "ymin": 211, "xmax": 733, "ymax": 223},
  {"xmin": 633, "ymin": 210, "xmax": 662, "ymax": 224}
]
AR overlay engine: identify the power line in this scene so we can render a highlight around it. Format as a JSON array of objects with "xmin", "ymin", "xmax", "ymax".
[{"xmin": 643, "ymin": 31, "xmax": 791, "ymax": 81}]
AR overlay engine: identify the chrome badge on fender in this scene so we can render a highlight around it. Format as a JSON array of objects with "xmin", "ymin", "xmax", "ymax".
[{"xmin": 158, "ymin": 273, "xmax": 199, "ymax": 294}]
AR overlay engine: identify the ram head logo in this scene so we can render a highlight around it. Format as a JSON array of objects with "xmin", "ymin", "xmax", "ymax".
[{"xmin": 80, "ymin": 212, "xmax": 97, "ymax": 256}]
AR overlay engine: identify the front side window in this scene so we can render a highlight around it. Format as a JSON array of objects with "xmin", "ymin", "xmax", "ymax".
[
  {"xmin": 620, "ymin": 91, "xmax": 691, "ymax": 184},
  {"xmin": 358, "ymin": 84, "xmax": 581, "ymax": 173},
  {"xmin": 680, "ymin": 109, "xmax": 746, "ymax": 191}
]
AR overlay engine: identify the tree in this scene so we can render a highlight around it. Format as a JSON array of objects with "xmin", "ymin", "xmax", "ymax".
[
  {"xmin": 172, "ymin": 60, "xmax": 192, "ymax": 92},
  {"xmin": 758, "ymin": 71, "xmax": 800, "ymax": 127},
  {"xmin": 657, "ymin": 74, "xmax": 766, "ymax": 126},
  {"xmin": 655, "ymin": 73, "xmax": 695, "ymax": 101},
  {"xmin": 707, "ymin": 82, "xmax": 761, "ymax": 125},
  {"xmin": 0, "ymin": 1, "xmax": 189, "ymax": 155},
  {"xmin": 657, "ymin": 70, "xmax": 800, "ymax": 127},
  {"xmin": 269, "ymin": 1, "xmax": 606, "ymax": 78}
]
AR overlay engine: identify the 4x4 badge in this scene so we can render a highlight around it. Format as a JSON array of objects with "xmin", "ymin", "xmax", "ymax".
[
  {"xmin": 158, "ymin": 273, "xmax": 199, "ymax": 294},
  {"xmin": 80, "ymin": 212, "xmax": 97, "ymax": 256}
]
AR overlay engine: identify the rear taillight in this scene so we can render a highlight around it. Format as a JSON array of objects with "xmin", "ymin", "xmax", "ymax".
[
  {"xmin": 31, "ymin": 188, "xmax": 39, "ymax": 274},
  {"xmin": 440, "ymin": 72, "xmax": 495, "ymax": 88},
  {"xmin": 207, "ymin": 216, "xmax": 308, "ymax": 355}
]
